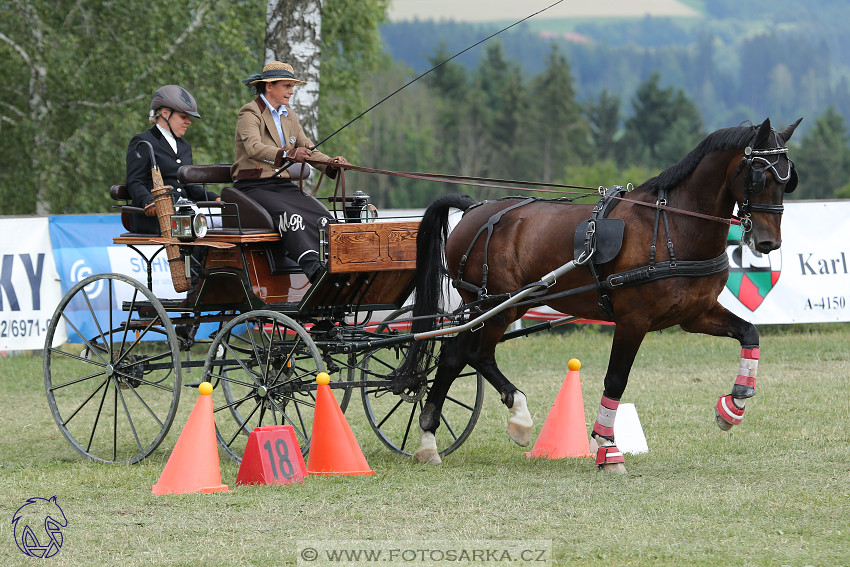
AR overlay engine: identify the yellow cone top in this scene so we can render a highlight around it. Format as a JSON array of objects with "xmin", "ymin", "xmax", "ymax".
[
  {"xmin": 198, "ymin": 382, "xmax": 213, "ymax": 395},
  {"xmin": 316, "ymin": 372, "xmax": 330, "ymax": 385},
  {"xmin": 568, "ymin": 358, "xmax": 581, "ymax": 371}
]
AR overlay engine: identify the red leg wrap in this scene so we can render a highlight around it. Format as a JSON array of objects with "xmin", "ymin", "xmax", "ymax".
[
  {"xmin": 716, "ymin": 394, "xmax": 745, "ymax": 426},
  {"xmin": 595, "ymin": 445, "xmax": 625, "ymax": 467}
]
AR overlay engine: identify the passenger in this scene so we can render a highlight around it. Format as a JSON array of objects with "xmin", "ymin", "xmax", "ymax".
[
  {"xmin": 125, "ymin": 85, "xmax": 220, "ymax": 234},
  {"xmin": 232, "ymin": 61, "xmax": 349, "ymax": 283}
]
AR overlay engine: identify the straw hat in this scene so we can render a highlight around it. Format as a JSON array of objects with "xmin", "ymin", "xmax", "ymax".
[{"xmin": 242, "ymin": 61, "xmax": 307, "ymax": 87}]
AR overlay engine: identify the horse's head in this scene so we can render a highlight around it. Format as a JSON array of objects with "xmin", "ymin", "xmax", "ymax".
[{"xmin": 730, "ymin": 117, "xmax": 802, "ymax": 253}]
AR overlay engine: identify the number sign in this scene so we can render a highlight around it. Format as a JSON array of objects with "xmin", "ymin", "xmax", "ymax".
[{"xmin": 236, "ymin": 425, "xmax": 307, "ymax": 486}]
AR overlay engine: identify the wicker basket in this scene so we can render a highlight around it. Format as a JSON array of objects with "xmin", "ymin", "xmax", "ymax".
[{"xmin": 151, "ymin": 174, "xmax": 190, "ymax": 293}]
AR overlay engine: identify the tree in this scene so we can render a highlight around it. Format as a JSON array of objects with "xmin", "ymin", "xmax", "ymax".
[
  {"xmin": 525, "ymin": 45, "xmax": 589, "ymax": 182},
  {"xmin": 791, "ymin": 107, "xmax": 850, "ymax": 199},
  {"xmin": 584, "ymin": 89, "xmax": 621, "ymax": 161},
  {"xmin": 623, "ymin": 72, "xmax": 704, "ymax": 169},
  {"xmin": 318, "ymin": 0, "xmax": 388, "ymax": 162},
  {"xmin": 265, "ymin": 0, "xmax": 323, "ymax": 139},
  {"xmin": 0, "ymin": 0, "xmax": 263, "ymax": 215}
]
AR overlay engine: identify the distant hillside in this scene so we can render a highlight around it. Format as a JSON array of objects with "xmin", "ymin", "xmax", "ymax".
[
  {"xmin": 387, "ymin": 0, "xmax": 701, "ymax": 23},
  {"xmin": 380, "ymin": 0, "xmax": 850, "ymax": 132}
]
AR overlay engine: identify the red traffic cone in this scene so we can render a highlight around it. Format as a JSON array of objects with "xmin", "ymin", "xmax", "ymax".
[
  {"xmin": 306, "ymin": 373, "xmax": 374, "ymax": 476},
  {"xmin": 152, "ymin": 382, "xmax": 228, "ymax": 494},
  {"xmin": 236, "ymin": 425, "xmax": 307, "ymax": 486},
  {"xmin": 526, "ymin": 358, "xmax": 593, "ymax": 459}
]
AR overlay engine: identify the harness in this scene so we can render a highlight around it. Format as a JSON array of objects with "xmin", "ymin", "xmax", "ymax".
[
  {"xmin": 730, "ymin": 131, "xmax": 796, "ymax": 233},
  {"xmin": 450, "ymin": 189, "xmax": 730, "ymax": 322}
]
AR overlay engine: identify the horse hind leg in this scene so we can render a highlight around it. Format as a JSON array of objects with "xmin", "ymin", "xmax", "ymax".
[
  {"xmin": 590, "ymin": 396, "xmax": 627, "ymax": 474},
  {"xmin": 413, "ymin": 337, "xmax": 469, "ymax": 465}
]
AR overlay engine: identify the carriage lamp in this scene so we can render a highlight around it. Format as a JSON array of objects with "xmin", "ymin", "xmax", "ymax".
[
  {"xmin": 345, "ymin": 191, "xmax": 378, "ymax": 223},
  {"xmin": 171, "ymin": 198, "xmax": 208, "ymax": 242}
]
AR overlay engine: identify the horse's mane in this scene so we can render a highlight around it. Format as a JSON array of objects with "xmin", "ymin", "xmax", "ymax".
[{"xmin": 641, "ymin": 124, "xmax": 758, "ymax": 194}]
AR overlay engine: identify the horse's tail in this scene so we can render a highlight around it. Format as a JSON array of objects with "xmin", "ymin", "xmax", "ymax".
[{"xmin": 393, "ymin": 193, "xmax": 477, "ymax": 390}]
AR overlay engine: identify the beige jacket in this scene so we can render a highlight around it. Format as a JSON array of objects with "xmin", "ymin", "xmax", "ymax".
[{"xmin": 231, "ymin": 96, "xmax": 336, "ymax": 182}]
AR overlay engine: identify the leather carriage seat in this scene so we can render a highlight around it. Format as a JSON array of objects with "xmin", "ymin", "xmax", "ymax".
[
  {"xmin": 110, "ymin": 165, "xmax": 286, "ymax": 236},
  {"xmin": 177, "ymin": 164, "xmax": 275, "ymax": 234},
  {"xmin": 109, "ymin": 184, "xmax": 144, "ymax": 234}
]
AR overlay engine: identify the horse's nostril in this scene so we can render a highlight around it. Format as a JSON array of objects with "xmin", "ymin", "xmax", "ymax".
[{"xmin": 757, "ymin": 240, "xmax": 780, "ymax": 253}]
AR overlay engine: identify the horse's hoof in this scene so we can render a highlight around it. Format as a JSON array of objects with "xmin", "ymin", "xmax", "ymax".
[
  {"xmin": 507, "ymin": 422, "xmax": 533, "ymax": 447},
  {"xmin": 715, "ymin": 395, "xmax": 744, "ymax": 431},
  {"xmin": 600, "ymin": 461, "xmax": 628, "ymax": 474},
  {"xmin": 414, "ymin": 448, "xmax": 442, "ymax": 465},
  {"xmin": 595, "ymin": 444, "xmax": 626, "ymax": 473},
  {"xmin": 714, "ymin": 408, "xmax": 734, "ymax": 431}
]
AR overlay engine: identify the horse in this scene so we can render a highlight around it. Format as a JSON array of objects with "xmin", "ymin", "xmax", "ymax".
[{"xmin": 394, "ymin": 117, "xmax": 802, "ymax": 472}]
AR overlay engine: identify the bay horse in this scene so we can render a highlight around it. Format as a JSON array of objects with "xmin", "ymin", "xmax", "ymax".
[{"xmin": 395, "ymin": 117, "xmax": 802, "ymax": 471}]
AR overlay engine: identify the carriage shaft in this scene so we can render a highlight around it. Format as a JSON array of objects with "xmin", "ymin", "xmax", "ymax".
[{"xmin": 415, "ymin": 260, "xmax": 580, "ymax": 340}]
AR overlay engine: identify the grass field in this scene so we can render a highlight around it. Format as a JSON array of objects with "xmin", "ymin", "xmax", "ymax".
[{"xmin": 1, "ymin": 325, "xmax": 848, "ymax": 566}]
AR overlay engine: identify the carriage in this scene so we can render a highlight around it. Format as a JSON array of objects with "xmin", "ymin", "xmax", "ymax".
[
  {"xmin": 43, "ymin": 117, "xmax": 801, "ymax": 471},
  {"xmin": 42, "ymin": 163, "xmax": 489, "ymax": 465}
]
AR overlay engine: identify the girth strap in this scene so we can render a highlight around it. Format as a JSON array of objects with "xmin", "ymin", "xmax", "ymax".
[
  {"xmin": 456, "ymin": 197, "xmax": 536, "ymax": 299},
  {"xmin": 604, "ymin": 252, "xmax": 729, "ymax": 289}
]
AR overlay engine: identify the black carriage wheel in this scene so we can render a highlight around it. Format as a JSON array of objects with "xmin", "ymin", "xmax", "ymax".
[
  {"xmin": 360, "ymin": 306, "xmax": 484, "ymax": 458},
  {"xmin": 204, "ymin": 310, "xmax": 347, "ymax": 463},
  {"xmin": 43, "ymin": 273, "xmax": 181, "ymax": 464}
]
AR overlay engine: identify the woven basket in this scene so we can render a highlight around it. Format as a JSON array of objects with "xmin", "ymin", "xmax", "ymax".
[{"xmin": 151, "ymin": 174, "xmax": 190, "ymax": 293}]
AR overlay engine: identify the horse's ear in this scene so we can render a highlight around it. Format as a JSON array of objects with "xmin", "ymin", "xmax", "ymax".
[
  {"xmin": 779, "ymin": 118, "xmax": 803, "ymax": 144},
  {"xmin": 754, "ymin": 118, "xmax": 772, "ymax": 147}
]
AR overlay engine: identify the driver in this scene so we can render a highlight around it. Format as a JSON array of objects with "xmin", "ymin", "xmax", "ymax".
[{"xmin": 125, "ymin": 85, "xmax": 220, "ymax": 234}]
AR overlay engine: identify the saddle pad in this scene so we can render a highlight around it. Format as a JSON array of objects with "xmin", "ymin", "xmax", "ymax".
[{"xmin": 574, "ymin": 218, "xmax": 625, "ymax": 265}]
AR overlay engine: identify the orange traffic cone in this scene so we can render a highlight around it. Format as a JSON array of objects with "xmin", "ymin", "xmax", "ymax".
[
  {"xmin": 526, "ymin": 358, "xmax": 593, "ymax": 459},
  {"xmin": 152, "ymin": 382, "xmax": 228, "ymax": 494},
  {"xmin": 306, "ymin": 373, "xmax": 374, "ymax": 476}
]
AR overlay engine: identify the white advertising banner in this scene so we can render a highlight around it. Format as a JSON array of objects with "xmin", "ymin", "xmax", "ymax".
[
  {"xmin": 0, "ymin": 218, "xmax": 65, "ymax": 350},
  {"xmin": 719, "ymin": 200, "xmax": 850, "ymax": 323}
]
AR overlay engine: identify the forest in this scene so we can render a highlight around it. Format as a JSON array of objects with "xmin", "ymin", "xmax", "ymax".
[{"xmin": 1, "ymin": 0, "xmax": 849, "ymax": 215}]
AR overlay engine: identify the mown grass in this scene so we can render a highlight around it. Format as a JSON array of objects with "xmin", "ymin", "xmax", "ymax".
[{"xmin": 1, "ymin": 325, "xmax": 848, "ymax": 566}]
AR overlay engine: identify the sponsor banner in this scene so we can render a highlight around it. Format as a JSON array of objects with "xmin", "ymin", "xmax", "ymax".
[
  {"xmin": 48, "ymin": 215, "xmax": 188, "ymax": 344},
  {"xmin": 719, "ymin": 201, "xmax": 850, "ymax": 323},
  {"xmin": 0, "ymin": 218, "xmax": 65, "ymax": 350}
]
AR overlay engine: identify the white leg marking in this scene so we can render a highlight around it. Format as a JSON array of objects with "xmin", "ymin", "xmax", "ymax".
[
  {"xmin": 414, "ymin": 427, "xmax": 442, "ymax": 465},
  {"xmin": 507, "ymin": 391, "xmax": 533, "ymax": 447}
]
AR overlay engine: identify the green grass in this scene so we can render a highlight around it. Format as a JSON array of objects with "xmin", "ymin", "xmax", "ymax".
[{"xmin": 2, "ymin": 326, "xmax": 848, "ymax": 566}]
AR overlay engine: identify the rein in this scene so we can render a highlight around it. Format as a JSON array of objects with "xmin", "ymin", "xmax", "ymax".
[{"xmin": 320, "ymin": 162, "xmax": 737, "ymax": 226}]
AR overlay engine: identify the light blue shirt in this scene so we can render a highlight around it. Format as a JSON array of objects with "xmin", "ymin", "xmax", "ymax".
[{"xmin": 260, "ymin": 94, "xmax": 288, "ymax": 147}]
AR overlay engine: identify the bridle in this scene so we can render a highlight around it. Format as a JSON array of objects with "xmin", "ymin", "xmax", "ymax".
[{"xmin": 730, "ymin": 132, "xmax": 797, "ymax": 234}]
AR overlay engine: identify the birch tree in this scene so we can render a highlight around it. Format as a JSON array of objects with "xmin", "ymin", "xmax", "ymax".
[
  {"xmin": 264, "ymin": 0, "xmax": 323, "ymax": 140},
  {"xmin": 263, "ymin": 0, "xmax": 387, "ymax": 160}
]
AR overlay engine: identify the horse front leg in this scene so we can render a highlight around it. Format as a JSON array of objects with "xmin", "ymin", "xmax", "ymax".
[
  {"xmin": 591, "ymin": 323, "xmax": 648, "ymax": 473},
  {"xmin": 680, "ymin": 303, "xmax": 759, "ymax": 431}
]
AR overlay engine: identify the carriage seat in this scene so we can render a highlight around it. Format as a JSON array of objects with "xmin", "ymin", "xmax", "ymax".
[{"xmin": 109, "ymin": 183, "xmax": 151, "ymax": 236}]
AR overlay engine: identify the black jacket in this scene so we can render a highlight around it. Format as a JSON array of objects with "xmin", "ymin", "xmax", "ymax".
[{"xmin": 125, "ymin": 126, "xmax": 218, "ymax": 233}]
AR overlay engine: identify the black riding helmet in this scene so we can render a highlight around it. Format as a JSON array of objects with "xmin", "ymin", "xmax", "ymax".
[{"xmin": 150, "ymin": 85, "xmax": 201, "ymax": 119}]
